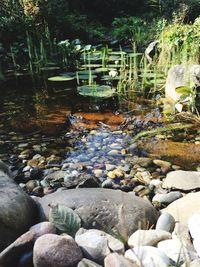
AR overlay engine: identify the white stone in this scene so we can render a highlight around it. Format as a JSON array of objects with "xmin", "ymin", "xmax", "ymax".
[
  {"xmin": 125, "ymin": 246, "xmax": 170, "ymax": 267},
  {"xmin": 75, "ymin": 229, "xmax": 124, "ymax": 263},
  {"xmin": 188, "ymin": 213, "xmax": 200, "ymax": 239},
  {"xmin": 157, "ymin": 237, "xmax": 198, "ymax": 263},
  {"xmin": 163, "ymin": 171, "xmax": 200, "ymax": 191},
  {"xmin": 128, "ymin": 229, "xmax": 171, "ymax": 247}
]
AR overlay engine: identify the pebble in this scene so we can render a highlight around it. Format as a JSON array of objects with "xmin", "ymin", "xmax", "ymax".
[
  {"xmin": 33, "ymin": 234, "xmax": 83, "ymax": 267},
  {"xmin": 128, "ymin": 229, "xmax": 172, "ymax": 247},
  {"xmin": 152, "ymin": 191, "xmax": 182, "ymax": 206},
  {"xmin": 156, "ymin": 213, "xmax": 175, "ymax": 233},
  {"xmin": 75, "ymin": 229, "xmax": 124, "ymax": 264},
  {"xmin": 93, "ymin": 169, "xmax": 103, "ymax": 178}
]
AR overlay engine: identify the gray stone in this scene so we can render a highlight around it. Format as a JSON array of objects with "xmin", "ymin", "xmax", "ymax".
[
  {"xmin": 104, "ymin": 253, "xmax": 135, "ymax": 267},
  {"xmin": 78, "ymin": 258, "xmax": 102, "ymax": 267},
  {"xmin": 163, "ymin": 170, "xmax": 200, "ymax": 191},
  {"xmin": 128, "ymin": 229, "xmax": 171, "ymax": 247},
  {"xmin": 152, "ymin": 191, "xmax": 182, "ymax": 205},
  {"xmin": 44, "ymin": 170, "xmax": 66, "ymax": 182},
  {"xmin": 33, "ymin": 234, "xmax": 82, "ymax": 267},
  {"xmin": 38, "ymin": 188, "xmax": 159, "ymax": 239},
  {"xmin": 101, "ymin": 179, "xmax": 113, "ymax": 189},
  {"xmin": 125, "ymin": 246, "xmax": 170, "ymax": 267},
  {"xmin": 156, "ymin": 213, "xmax": 175, "ymax": 233},
  {"xmin": 75, "ymin": 229, "xmax": 124, "ymax": 264},
  {"xmin": 163, "ymin": 192, "xmax": 200, "ymax": 225},
  {"xmin": 107, "ymin": 150, "xmax": 121, "ymax": 156},
  {"xmin": 0, "ymin": 170, "xmax": 37, "ymax": 252},
  {"xmin": 165, "ymin": 64, "xmax": 200, "ymax": 103}
]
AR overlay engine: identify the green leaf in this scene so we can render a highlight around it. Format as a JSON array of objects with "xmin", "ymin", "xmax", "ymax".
[
  {"xmin": 175, "ymin": 86, "xmax": 191, "ymax": 95},
  {"xmin": 77, "ymin": 85, "xmax": 116, "ymax": 98},
  {"xmin": 49, "ymin": 204, "xmax": 81, "ymax": 237},
  {"xmin": 48, "ymin": 76, "xmax": 75, "ymax": 82}
]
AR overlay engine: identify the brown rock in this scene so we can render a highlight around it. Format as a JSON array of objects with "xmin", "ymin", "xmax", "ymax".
[
  {"xmin": 33, "ymin": 234, "xmax": 82, "ymax": 267},
  {"xmin": 0, "ymin": 222, "xmax": 56, "ymax": 267}
]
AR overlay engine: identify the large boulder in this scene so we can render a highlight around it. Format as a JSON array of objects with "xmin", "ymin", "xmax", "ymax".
[
  {"xmin": 163, "ymin": 192, "xmax": 200, "ymax": 225},
  {"xmin": 0, "ymin": 169, "xmax": 37, "ymax": 251},
  {"xmin": 37, "ymin": 188, "xmax": 159, "ymax": 239},
  {"xmin": 165, "ymin": 64, "xmax": 200, "ymax": 104}
]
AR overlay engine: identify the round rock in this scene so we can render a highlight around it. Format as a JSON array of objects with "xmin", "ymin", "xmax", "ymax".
[
  {"xmin": 33, "ymin": 234, "xmax": 83, "ymax": 267},
  {"xmin": 38, "ymin": 188, "xmax": 159, "ymax": 239},
  {"xmin": 156, "ymin": 213, "xmax": 175, "ymax": 233},
  {"xmin": 0, "ymin": 170, "xmax": 37, "ymax": 251},
  {"xmin": 128, "ymin": 229, "xmax": 172, "ymax": 247}
]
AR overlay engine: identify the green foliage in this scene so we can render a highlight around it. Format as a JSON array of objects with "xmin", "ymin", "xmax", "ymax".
[
  {"xmin": 175, "ymin": 85, "xmax": 198, "ymax": 114},
  {"xmin": 49, "ymin": 204, "xmax": 81, "ymax": 237},
  {"xmin": 111, "ymin": 16, "xmax": 163, "ymax": 48},
  {"xmin": 158, "ymin": 16, "xmax": 200, "ymax": 66},
  {"xmin": 112, "ymin": 17, "xmax": 146, "ymax": 43}
]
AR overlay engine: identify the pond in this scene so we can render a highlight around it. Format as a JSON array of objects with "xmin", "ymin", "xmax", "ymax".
[{"xmin": 0, "ymin": 75, "xmax": 200, "ymax": 180}]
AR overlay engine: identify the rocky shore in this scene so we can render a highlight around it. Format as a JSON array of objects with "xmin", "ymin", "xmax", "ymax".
[{"xmin": 1, "ymin": 118, "xmax": 200, "ymax": 267}]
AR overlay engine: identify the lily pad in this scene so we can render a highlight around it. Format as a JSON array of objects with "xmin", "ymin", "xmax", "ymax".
[
  {"xmin": 77, "ymin": 74, "xmax": 97, "ymax": 80},
  {"xmin": 48, "ymin": 76, "xmax": 75, "ymax": 82},
  {"xmin": 77, "ymin": 70, "xmax": 97, "ymax": 75},
  {"xmin": 95, "ymin": 67, "xmax": 109, "ymax": 73},
  {"xmin": 108, "ymin": 56, "xmax": 121, "ymax": 61},
  {"xmin": 77, "ymin": 85, "xmax": 116, "ymax": 98},
  {"xmin": 139, "ymin": 73, "xmax": 164, "ymax": 79},
  {"xmin": 107, "ymin": 64, "xmax": 123, "ymax": 68},
  {"xmin": 60, "ymin": 72, "xmax": 76, "ymax": 77},
  {"xmin": 101, "ymin": 75, "xmax": 120, "ymax": 81},
  {"xmin": 40, "ymin": 66, "xmax": 60, "ymax": 71}
]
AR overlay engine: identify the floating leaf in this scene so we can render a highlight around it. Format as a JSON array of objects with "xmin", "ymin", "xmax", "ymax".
[
  {"xmin": 95, "ymin": 67, "xmax": 109, "ymax": 73},
  {"xmin": 48, "ymin": 76, "xmax": 75, "ymax": 82},
  {"xmin": 78, "ymin": 85, "xmax": 116, "ymax": 98},
  {"xmin": 49, "ymin": 204, "xmax": 81, "ymax": 237},
  {"xmin": 77, "ymin": 74, "xmax": 97, "ymax": 80},
  {"xmin": 101, "ymin": 75, "xmax": 120, "ymax": 81},
  {"xmin": 77, "ymin": 70, "xmax": 97, "ymax": 75}
]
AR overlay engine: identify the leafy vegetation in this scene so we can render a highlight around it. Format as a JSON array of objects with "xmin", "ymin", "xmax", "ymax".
[{"xmin": 0, "ymin": 0, "xmax": 199, "ymax": 114}]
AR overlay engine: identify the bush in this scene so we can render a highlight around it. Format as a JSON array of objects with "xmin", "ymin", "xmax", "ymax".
[{"xmin": 158, "ymin": 16, "xmax": 200, "ymax": 65}]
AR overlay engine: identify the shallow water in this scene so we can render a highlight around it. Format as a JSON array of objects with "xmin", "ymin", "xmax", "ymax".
[{"xmin": 0, "ymin": 77, "xmax": 200, "ymax": 170}]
